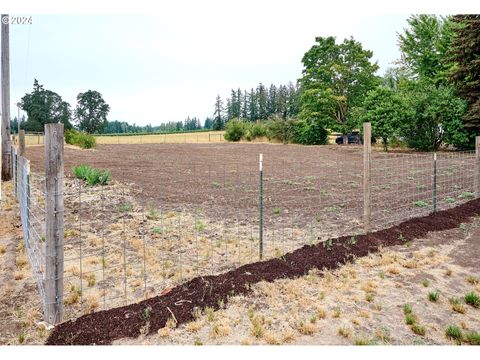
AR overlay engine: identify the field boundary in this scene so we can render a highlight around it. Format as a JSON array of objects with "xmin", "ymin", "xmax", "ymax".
[{"xmin": 45, "ymin": 197, "xmax": 480, "ymax": 345}]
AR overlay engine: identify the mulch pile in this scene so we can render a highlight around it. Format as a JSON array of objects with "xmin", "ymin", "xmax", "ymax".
[{"xmin": 46, "ymin": 198, "xmax": 480, "ymax": 345}]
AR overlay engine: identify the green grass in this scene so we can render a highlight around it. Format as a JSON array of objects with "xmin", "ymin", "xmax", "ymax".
[
  {"xmin": 405, "ymin": 314, "xmax": 416, "ymax": 325},
  {"xmin": 445, "ymin": 197, "xmax": 455, "ymax": 203},
  {"xmin": 464, "ymin": 292, "xmax": 480, "ymax": 308},
  {"xmin": 421, "ymin": 279, "xmax": 430, "ymax": 287},
  {"xmin": 273, "ymin": 207, "xmax": 282, "ymax": 215},
  {"xmin": 465, "ymin": 331, "xmax": 480, "ymax": 345},
  {"xmin": 119, "ymin": 202, "xmax": 132, "ymax": 213},
  {"xmin": 428, "ymin": 291, "xmax": 439, "ymax": 302},
  {"xmin": 411, "ymin": 324, "xmax": 426, "ymax": 336},
  {"xmin": 72, "ymin": 165, "xmax": 110, "ymax": 186},
  {"xmin": 403, "ymin": 304, "xmax": 413, "ymax": 315},
  {"xmin": 445, "ymin": 325, "xmax": 463, "ymax": 342},
  {"xmin": 449, "ymin": 297, "xmax": 466, "ymax": 314},
  {"xmin": 459, "ymin": 191, "xmax": 475, "ymax": 199}
]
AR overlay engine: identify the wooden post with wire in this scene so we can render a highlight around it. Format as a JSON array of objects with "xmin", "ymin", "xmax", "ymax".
[
  {"xmin": 363, "ymin": 123, "xmax": 371, "ymax": 234},
  {"xmin": 44, "ymin": 123, "xmax": 64, "ymax": 324},
  {"xmin": 19, "ymin": 130, "xmax": 26, "ymax": 157}
]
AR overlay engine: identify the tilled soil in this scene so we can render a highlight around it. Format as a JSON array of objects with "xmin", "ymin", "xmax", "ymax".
[{"xmin": 46, "ymin": 198, "xmax": 480, "ymax": 345}]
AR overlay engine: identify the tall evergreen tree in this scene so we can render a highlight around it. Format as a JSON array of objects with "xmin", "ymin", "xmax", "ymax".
[
  {"xmin": 257, "ymin": 83, "xmax": 268, "ymax": 120},
  {"xmin": 449, "ymin": 15, "xmax": 480, "ymax": 129},
  {"xmin": 213, "ymin": 95, "xmax": 224, "ymax": 130}
]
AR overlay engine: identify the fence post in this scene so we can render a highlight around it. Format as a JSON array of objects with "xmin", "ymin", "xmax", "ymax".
[
  {"xmin": 259, "ymin": 153, "xmax": 264, "ymax": 260},
  {"xmin": 44, "ymin": 123, "xmax": 64, "ymax": 325},
  {"xmin": 433, "ymin": 152, "xmax": 437, "ymax": 212},
  {"xmin": 476, "ymin": 136, "xmax": 480, "ymax": 198},
  {"xmin": 363, "ymin": 123, "xmax": 371, "ymax": 234},
  {"xmin": 12, "ymin": 145, "xmax": 17, "ymax": 197},
  {"xmin": 19, "ymin": 129, "xmax": 25, "ymax": 156}
]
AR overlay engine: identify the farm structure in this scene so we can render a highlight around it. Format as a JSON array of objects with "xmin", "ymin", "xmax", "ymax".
[{"xmin": 10, "ymin": 124, "xmax": 480, "ymax": 325}]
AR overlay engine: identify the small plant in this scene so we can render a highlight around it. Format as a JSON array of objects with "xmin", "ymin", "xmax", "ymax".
[
  {"xmin": 309, "ymin": 315, "xmax": 317, "ymax": 324},
  {"xmin": 119, "ymin": 202, "xmax": 132, "ymax": 212},
  {"xmin": 403, "ymin": 304, "xmax": 413, "ymax": 315},
  {"xmin": 250, "ymin": 315, "xmax": 265, "ymax": 338},
  {"xmin": 193, "ymin": 338, "xmax": 203, "ymax": 346},
  {"xmin": 445, "ymin": 325, "xmax": 463, "ymax": 343},
  {"xmin": 411, "ymin": 324, "xmax": 426, "ymax": 336},
  {"xmin": 464, "ymin": 292, "xmax": 480, "ymax": 308},
  {"xmin": 212, "ymin": 181, "xmax": 221, "ymax": 188},
  {"xmin": 147, "ymin": 206, "xmax": 159, "ymax": 221},
  {"xmin": 205, "ymin": 306, "xmax": 215, "ymax": 322},
  {"xmin": 398, "ymin": 234, "xmax": 406, "ymax": 242},
  {"xmin": 18, "ymin": 332, "xmax": 25, "ymax": 344},
  {"xmin": 196, "ymin": 220, "xmax": 206, "ymax": 232},
  {"xmin": 459, "ymin": 191, "xmax": 474, "ymax": 199},
  {"xmin": 325, "ymin": 238, "xmax": 333, "ymax": 251},
  {"xmin": 142, "ymin": 306, "xmax": 152, "ymax": 322},
  {"xmin": 337, "ymin": 326, "xmax": 351, "ymax": 338},
  {"xmin": 365, "ymin": 293, "xmax": 375, "ymax": 302},
  {"xmin": 465, "ymin": 331, "xmax": 480, "ymax": 345},
  {"xmin": 354, "ymin": 338, "xmax": 376, "ymax": 345},
  {"xmin": 332, "ymin": 307, "xmax": 341, "ymax": 318},
  {"xmin": 421, "ymin": 279, "xmax": 430, "ymax": 287},
  {"xmin": 153, "ymin": 227, "xmax": 161, "ymax": 234},
  {"xmin": 449, "ymin": 297, "xmax": 466, "ymax": 314},
  {"xmin": 72, "ymin": 164, "xmax": 91, "ymax": 180},
  {"xmin": 428, "ymin": 291, "xmax": 439, "ymax": 302},
  {"xmin": 273, "ymin": 207, "xmax": 282, "ymax": 215},
  {"xmin": 445, "ymin": 197, "xmax": 455, "ymax": 203},
  {"xmin": 414, "ymin": 200, "xmax": 428, "ymax": 208},
  {"xmin": 405, "ymin": 314, "xmax": 416, "ymax": 325},
  {"xmin": 349, "ymin": 236, "xmax": 357, "ymax": 245},
  {"xmin": 467, "ymin": 276, "xmax": 479, "ymax": 285}
]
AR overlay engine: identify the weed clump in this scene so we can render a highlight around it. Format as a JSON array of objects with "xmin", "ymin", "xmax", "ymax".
[{"xmin": 73, "ymin": 165, "xmax": 110, "ymax": 186}]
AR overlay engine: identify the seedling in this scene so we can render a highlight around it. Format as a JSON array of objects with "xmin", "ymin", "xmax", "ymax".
[
  {"xmin": 421, "ymin": 279, "xmax": 430, "ymax": 287},
  {"xmin": 273, "ymin": 207, "xmax": 281, "ymax": 215},
  {"xmin": 142, "ymin": 306, "xmax": 152, "ymax": 322},
  {"xmin": 147, "ymin": 206, "xmax": 159, "ymax": 221},
  {"xmin": 119, "ymin": 202, "xmax": 132, "ymax": 212},
  {"xmin": 398, "ymin": 234, "xmax": 406, "ymax": 242},
  {"xmin": 153, "ymin": 227, "xmax": 161, "ymax": 234},
  {"xmin": 205, "ymin": 306, "xmax": 215, "ymax": 322},
  {"xmin": 414, "ymin": 200, "xmax": 428, "ymax": 208},
  {"xmin": 212, "ymin": 181, "xmax": 221, "ymax": 188},
  {"xmin": 428, "ymin": 291, "xmax": 439, "ymax": 302},
  {"xmin": 464, "ymin": 292, "xmax": 480, "ymax": 308},
  {"xmin": 365, "ymin": 293, "xmax": 375, "ymax": 302},
  {"xmin": 459, "ymin": 191, "xmax": 474, "ymax": 199},
  {"xmin": 445, "ymin": 197, "xmax": 455, "ymax": 204},
  {"xmin": 194, "ymin": 338, "xmax": 203, "ymax": 346},
  {"xmin": 349, "ymin": 236, "xmax": 357, "ymax": 245},
  {"xmin": 445, "ymin": 325, "xmax": 463, "ymax": 343}
]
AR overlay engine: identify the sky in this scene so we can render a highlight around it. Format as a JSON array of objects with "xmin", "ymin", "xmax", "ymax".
[{"xmin": 3, "ymin": 0, "xmax": 473, "ymax": 126}]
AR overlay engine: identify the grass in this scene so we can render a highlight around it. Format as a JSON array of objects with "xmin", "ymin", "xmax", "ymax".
[
  {"xmin": 449, "ymin": 297, "xmax": 466, "ymax": 314},
  {"xmin": 467, "ymin": 276, "xmax": 479, "ymax": 285},
  {"xmin": 411, "ymin": 324, "xmax": 426, "ymax": 336},
  {"xmin": 119, "ymin": 202, "xmax": 133, "ymax": 212},
  {"xmin": 465, "ymin": 331, "xmax": 480, "ymax": 345},
  {"xmin": 405, "ymin": 314, "xmax": 416, "ymax": 325},
  {"xmin": 250, "ymin": 315, "xmax": 265, "ymax": 338},
  {"xmin": 354, "ymin": 338, "xmax": 376, "ymax": 345},
  {"xmin": 72, "ymin": 165, "xmax": 110, "ymax": 186},
  {"xmin": 428, "ymin": 291, "xmax": 439, "ymax": 302},
  {"xmin": 403, "ymin": 304, "xmax": 413, "ymax": 315},
  {"xmin": 464, "ymin": 292, "xmax": 480, "ymax": 308},
  {"xmin": 273, "ymin": 207, "xmax": 282, "ymax": 215},
  {"xmin": 445, "ymin": 325, "xmax": 463, "ymax": 342},
  {"xmin": 95, "ymin": 130, "xmax": 225, "ymax": 144},
  {"xmin": 421, "ymin": 279, "xmax": 430, "ymax": 287},
  {"xmin": 459, "ymin": 191, "xmax": 475, "ymax": 199}
]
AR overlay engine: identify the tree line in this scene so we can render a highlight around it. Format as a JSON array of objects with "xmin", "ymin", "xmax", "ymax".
[{"xmin": 220, "ymin": 14, "xmax": 480, "ymax": 150}]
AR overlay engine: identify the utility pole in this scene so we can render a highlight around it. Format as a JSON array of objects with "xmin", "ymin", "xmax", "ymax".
[{"xmin": 1, "ymin": 14, "xmax": 12, "ymax": 181}]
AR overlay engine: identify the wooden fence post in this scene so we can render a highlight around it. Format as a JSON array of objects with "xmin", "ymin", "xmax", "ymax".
[
  {"xmin": 475, "ymin": 136, "xmax": 480, "ymax": 198},
  {"xmin": 19, "ymin": 129, "xmax": 25, "ymax": 156},
  {"xmin": 44, "ymin": 123, "xmax": 64, "ymax": 324},
  {"xmin": 363, "ymin": 123, "xmax": 371, "ymax": 234}
]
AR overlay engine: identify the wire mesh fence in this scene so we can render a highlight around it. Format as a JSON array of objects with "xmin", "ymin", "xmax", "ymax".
[
  {"xmin": 10, "ymin": 130, "xmax": 480, "ymax": 324},
  {"xmin": 12, "ymin": 148, "xmax": 48, "ymax": 317}
]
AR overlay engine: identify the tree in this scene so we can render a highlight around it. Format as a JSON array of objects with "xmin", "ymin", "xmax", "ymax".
[
  {"xmin": 398, "ymin": 15, "xmax": 453, "ymax": 85},
  {"xmin": 213, "ymin": 95, "xmax": 224, "ymax": 130},
  {"xmin": 20, "ymin": 79, "xmax": 72, "ymax": 132},
  {"xmin": 357, "ymin": 87, "xmax": 406, "ymax": 151},
  {"xmin": 448, "ymin": 15, "xmax": 480, "ymax": 129},
  {"xmin": 399, "ymin": 81, "xmax": 468, "ymax": 151},
  {"xmin": 75, "ymin": 90, "xmax": 110, "ymax": 134},
  {"xmin": 299, "ymin": 36, "xmax": 379, "ymax": 142}
]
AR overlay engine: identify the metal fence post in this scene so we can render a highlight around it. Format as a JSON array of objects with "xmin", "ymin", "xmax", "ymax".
[
  {"xmin": 475, "ymin": 136, "xmax": 480, "ymax": 198},
  {"xmin": 363, "ymin": 123, "xmax": 371, "ymax": 234},
  {"xmin": 433, "ymin": 152, "xmax": 437, "ymax": 212},
  {"xmin": 259, "ymin": 153, "xmax": 264, "ymax": 260},
  {"xmin": 44, "ymin": 123, "xmax": 64, "ymax": 325}
]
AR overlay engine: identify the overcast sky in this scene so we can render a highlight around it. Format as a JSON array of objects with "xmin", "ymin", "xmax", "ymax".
[{"xmin": 4, "ymin": 2, "xmax": 448, "ymax": 125}]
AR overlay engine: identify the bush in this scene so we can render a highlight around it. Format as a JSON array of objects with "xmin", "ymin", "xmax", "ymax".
[
  {"xmin": 224, "ymin": 119, "xmax": 245, "ymax": 142},
  {"xmin": 245, "ymin": 122, "xmax": 267, "ymax": 141},
  {"xmin": 65, "ymin": 129, "xmax": 96, "ymax": 149},
  {"xmin": 265, "ymin": 116, "xmax": 291, "ymax": 143},
  {"xmin": 289, "ymin": 119, "xmax": 328, "ymax": 145},
  {"xmin": 72, "ymin": 165, "xmax": 110, "ymax": 186}
]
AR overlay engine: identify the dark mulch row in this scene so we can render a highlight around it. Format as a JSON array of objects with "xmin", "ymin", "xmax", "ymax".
[{"xmin": 46, "ymin": 199, "xmax": 480, "ymax": 345}]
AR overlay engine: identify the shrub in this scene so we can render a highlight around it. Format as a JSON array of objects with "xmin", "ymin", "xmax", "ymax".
[
  {"xmin": 224, "ymin": 119, "xmax": 245, "ymax": 142},
  {"xmin": 65, "ymin": 129, "xmax": 96, "ymax": 149},
  {"xmin": 289, "ymin": 119, "xmax": 328, "ymax": 145},
  {"xmin": 265, "ymin": 116, "xmax": 291, "ymax": 144},
  {"xmin": 245, "ymin": 122, "xmax": 267, "ymax": 141}
]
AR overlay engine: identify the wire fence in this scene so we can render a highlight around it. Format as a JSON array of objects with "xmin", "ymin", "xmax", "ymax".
[
  {"xmin": 12, "ymin": 147, "xmax": 48, "ymax": 316},
  {"xmin": 10, "ymin": 126, "xmax": 480, "ymax": 324}
]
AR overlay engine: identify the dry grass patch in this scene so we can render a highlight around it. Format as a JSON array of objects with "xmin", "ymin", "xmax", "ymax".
[{"xmin": 297, "ymin": 320, "xmax": 317, "ymax": 335}]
